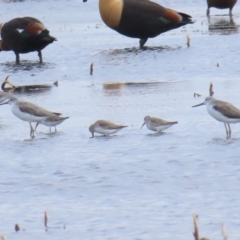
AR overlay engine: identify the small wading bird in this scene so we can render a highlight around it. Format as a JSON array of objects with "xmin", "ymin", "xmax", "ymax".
[
  {"xmin": 0, "ymin": 17, "xmax": 56, "ymax": 64},
  {"xmin": 89, "ymin": 120, "xmax": 128, "ymax": 137},
  {"xmin": 83, "ymin": 0, "xmax": 193, "ymax": 48},
  {"xmin": 141, "ymin": 116, "xmax": 178, "ymax": 133},
  {"xmin": 35, "ymin": 115, "xmax": 69, "ymax": 133},
  {"xmin": 0, "ymin": 95, "xmax": 68, "ymax": 138},
  {"xmin": 192, "ymin": 96, "xmax": 240, "ymax": 138},
  {"xmin": 206, "ymin": 0, "xmax": 237, "ymax": 16}
]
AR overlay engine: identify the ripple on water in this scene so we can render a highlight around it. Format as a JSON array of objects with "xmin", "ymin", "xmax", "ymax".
[
  {"xmin": 98, "ymin": 45, "xmax": 182, "ymax": 65},
  {"xmin": 0, "ymin": 61, "xmax": 57, "ymax": 73},
  {"xmin": 0, "ymin": 0, "xmax": 240, "ymax": 239}
]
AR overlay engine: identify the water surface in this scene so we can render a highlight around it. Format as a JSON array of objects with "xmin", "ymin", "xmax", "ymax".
[{"xmin": 0, "ymin": 0, "xmax": 240, "ymax": 239}]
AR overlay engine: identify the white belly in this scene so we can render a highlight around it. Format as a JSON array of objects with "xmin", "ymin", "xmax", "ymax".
[
  {"xmin": 95, "ymin": 126, "xmax": 120, "ymax": 135},
  {"xmin": 146, "ymin": 123, "xmax": 173, "ymax": 132},
  {"xmin": 207, "ymin": 106, "xmax": 240, "ymax": 123},
  {"xmin": 12, "ymin": 104, "xmax": 47, "ymax": 122},
  {"xmin": 41, "ymin": 119, "xmax": 63, "ymax": 127}
]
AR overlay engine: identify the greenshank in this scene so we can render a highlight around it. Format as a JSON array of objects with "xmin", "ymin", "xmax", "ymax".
[{"xmin": 192, "ymin": 96, "xmax": 240, "ymax": 138}]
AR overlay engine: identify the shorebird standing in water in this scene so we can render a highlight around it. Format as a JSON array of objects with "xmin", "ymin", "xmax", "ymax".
[
  {"xmin": 192, "ymin": 96, "xmax": 240, "ymax": 138},
  {"xmin": 35, "ymin": 115, "xmax": 69, "ymax": 133},
  {"xmin": 89, "ymin": 120, "xmax": 128, "ymax": 137},
  {"xmin": 141, "ymin": 116, "xmax": 178, "ymax": 133},
  {"xmin": 0, "ymin": 95, "xmax": 68, "ymax": 138}
]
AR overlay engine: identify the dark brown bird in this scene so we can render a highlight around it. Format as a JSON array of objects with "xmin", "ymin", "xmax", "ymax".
[
  {"xmin": 0, "ymin": 17, "xmax": 56, "ymax": 64},
  {"xmin": 83, "ymin": 0, "xmax": 193, "ymax": 48},
  {"xmin": 206, "ymin": 0, "xmax": 237, "ymax": 16}
]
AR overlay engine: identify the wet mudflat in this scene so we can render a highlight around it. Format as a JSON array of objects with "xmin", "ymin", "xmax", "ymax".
[{"xmin": 0, "ymin": 0, "xmax": 240, "ymax": 239}]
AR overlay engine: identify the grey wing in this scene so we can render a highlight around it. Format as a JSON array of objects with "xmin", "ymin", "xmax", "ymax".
[
  {"xmin": 53, "ymin": 112, "xmax": 62, "ymax": 116},
  {"xmin": 151, "ymin": 117, "xmax": 177, "ymax": 126},
  {"xmin": 18, "ymin": 101, "xmax": 57, "ymax": 117},
  {"xmin": 46, "ymin": 116, "xmax": 69, "ymax": 121},
  {"xmin": 214, "ymin": 101, "xmax": 240, "ymax": 119},
  {"xmin": 151, "ymin": 117, "xmax": 167, "ymax": 126},
  {"xmin": 109, "ymin": 125, "xmax": 127, "ymax": 129},
  {"xmin": 99, "ymin": 120, "xmax": 127, "ymax": 129}
]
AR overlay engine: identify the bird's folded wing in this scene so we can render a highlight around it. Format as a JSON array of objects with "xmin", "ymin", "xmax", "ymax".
[{"xmin": 214, "ymin": 102, "xmax": 240, "ymax": 119}]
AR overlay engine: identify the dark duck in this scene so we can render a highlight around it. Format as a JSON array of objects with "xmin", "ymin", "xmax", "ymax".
[
  {"xmin": 0, "ymin": 17, "xmax": 56, "ymax": 64},
  {"xmin": 83, "ymin": 0, "xmax": 194, "ymax": 48}
]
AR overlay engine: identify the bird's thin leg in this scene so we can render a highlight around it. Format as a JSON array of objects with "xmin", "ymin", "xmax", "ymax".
[
  {"xmin": 139, "ymin": 38, "xmax": 148, "ymax": 49},
  {"xmin": 15, "ymin": 52, "xmax": 20, "ymax": 64},
  {"xmin": 35, "ymin": 123, "xmax": 39, "ymax": 132},
  {"xmin": 91, "ymin": 132, "xmax": 94, "ymax": 138},
  {"xmin": 38, "ymin": 50, "xmax": 43, "ymax": 63},
  {"xmin": 49, "ymin": 127, "xmax": 51, "ymax": 133},
  {"xmin": 29, "ymin": 122, "xmax": 35, "ymax": 138},
  {"xmin": 228, "ymin": 124, "xmax": 231, "ymax": 138},
  {"xmin": 55, "ymin": 127, "xmax": 57, "ymax": 132},
  {"xmin": 224, "ymin": 123, "xmax": 229, "ymax": 138},
  {"xmin": 229, "ymin": 8, "xmax": 233, "ymax": 16}
]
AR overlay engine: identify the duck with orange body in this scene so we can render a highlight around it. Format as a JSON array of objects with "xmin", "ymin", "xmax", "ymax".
[
  {"xmin": 0, "ymin": 17, "xmax": 56, "ymax": 64},
  {"xmin": 206, "ymin": 0, "xmax": 237, "ymax": 16},
  {"xmin": 83, "ymin": 0, "xmax": 194, "ymax": 48}
]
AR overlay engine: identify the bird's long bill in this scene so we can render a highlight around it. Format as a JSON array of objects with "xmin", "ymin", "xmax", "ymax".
[
  {"xmin": 141, "ymin": 122, "xmax": 145, "ymax": 129},
  {"xmin": 0, "ymin": 100, "xmax": 9, "ymax": 106},
  {"xmin": 192, "ymin": 102, "xmax": 204, "ymax": 107}
]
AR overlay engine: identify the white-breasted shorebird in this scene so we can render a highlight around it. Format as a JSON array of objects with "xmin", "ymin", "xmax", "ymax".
[
  {"xmin": 192, "ymin": 96, "xmax": 240, "ymax": 138},
  {"xmin": 141, "ymin": 116, "xmax": 178, "ymax": 133},
  {"xmin": 35, "ymin": 115, "xmax": 69, "ymax": 132},
  {"xmin": 0, "ymin": 95, "xmax": 68, "ymax": 138},
  {"xmin": 89, "ymin": 120, "xmax": 127, "ymax": 137}
]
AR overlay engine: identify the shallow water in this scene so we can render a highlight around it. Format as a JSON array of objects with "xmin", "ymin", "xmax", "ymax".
[{"xmin": 0, "ymin": 0, "xmax": 240, "ymax": 239}]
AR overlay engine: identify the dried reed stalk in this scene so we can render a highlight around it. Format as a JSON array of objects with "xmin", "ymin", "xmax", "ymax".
[
  {"xmin": 209, "ymin": 82, "xmax": 214, "ymax": 96},
  {"xmin": 15, "ymin": 224, "xmax": 20, "ymax": 231},
  {"xmin": 90, "ymin": 62, "xmax": 94, "ymax": 75},
  {"xmin": 193, "ymin": 214, "xmax": 199, "ymax": 240},
  {"xmin": 222, "ymin": 223, "xmax": 228, "ymax": 240},
  {"xmin": 44, "ymin": 211, "xmax": 48, "ymax": 229},
  {"xmin": 187, "ymin": 35, "xmax": 190, "ymax": 47}
]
